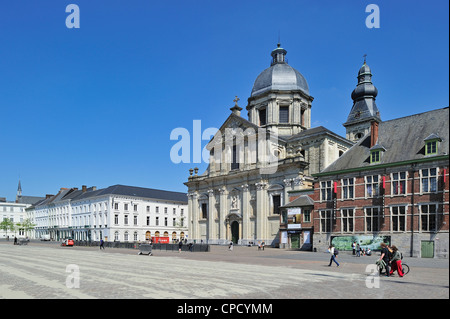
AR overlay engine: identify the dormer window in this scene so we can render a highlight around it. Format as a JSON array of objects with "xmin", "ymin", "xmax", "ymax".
[
  {"xmin": 426, "ymin": 141, "xmax": 437, "ymax": 155},
  {"xmin": 369, "ymin": 144, "xmax": 386, "ymax": 164},
  {"xmin": 424, "ymin": 134, "xmax": 441, "ymax": 156},
  {"xmin": 370, "ymin": 150, "xmax": 381, "ymax": 163}
]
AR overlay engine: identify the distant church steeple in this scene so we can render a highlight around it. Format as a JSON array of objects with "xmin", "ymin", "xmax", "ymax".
[
  {"xmin": 343, "ymin": 57, "xmax": 381, "ymax": 142},
  {"xmin": 16, "ymin": 179, "xmax": 22, "ymax": 202}
]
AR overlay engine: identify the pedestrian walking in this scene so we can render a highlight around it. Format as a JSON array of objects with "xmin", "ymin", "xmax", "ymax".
[
  {"xmin": 178, "ymin": 240, "xmax": 183, "ymax": 253},
  {"xmin": 379, "ymin": 242, "xmax": 391, "ymax": 277},
  {"xmin": 228, "ymin": 241, "xmax": 233, "ymax": 251},
  {"xmin": 352, "ymin": 241, "xmax": 356, "ymax": 255},
  {"xmin": 356, "ymin": 244, "xmax": 361, "ymax": 257},
  {"xmin": 261, "ymin": 241, "xmax": 265, "ymax": 251},
  {"xmin": 100, "ymin": 239, "xmax": 105, "ymax": 250},
  {"xmin": 389, "ymin": 245, "xmax": 404, "ymax": 277},
  {"xmin": 328, "ymin": 245, "xmax": 340, "ymax": 267}
]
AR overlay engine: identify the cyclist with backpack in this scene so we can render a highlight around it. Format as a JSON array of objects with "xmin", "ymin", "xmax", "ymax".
[{"xmin": 328, "ymin": 245, "xmax": 340, "ymax": 267}]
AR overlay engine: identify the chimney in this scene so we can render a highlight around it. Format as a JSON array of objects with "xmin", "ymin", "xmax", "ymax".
[
  {"xmin": 46, "ymin": 194, "xmax": 53, "ymax": 199},
  {"xmin": 82, "ymin": 185, "xmax": 87, "ymax": 192},
  {"xmin": 370, "ymin": 121, "xmax": 379, "ymax": 148}
]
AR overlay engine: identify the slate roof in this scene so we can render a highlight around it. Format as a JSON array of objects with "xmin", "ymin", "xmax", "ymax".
[
  {"xmin": 286, "ymin": 126, "xmax": 353, "ymax": 145},
  {"xmin": 90, "ymin": 185, "xmax": 187, "ymax": 203},
  {"xmin": 16, "ymin": 196, "xmax": 45, "ymax": 205},
  {"xmin": 320, "ymin": 107, "xmax": 449, "ymax": 174},
  {"xmin": 251, "ymin": 63, "xmax": 310, "ymax": 97},
  {"xmin": 281, "ymin": 195, "xmax": 314, "ymax": 208},
  {"xmin": 33, "ymin": 185, "xmax": 187, "ymax": 208}
]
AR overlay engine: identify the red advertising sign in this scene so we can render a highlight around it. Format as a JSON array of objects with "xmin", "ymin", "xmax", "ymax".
[{"xmin": 152, "ymin": 236, "xmax": 170, "ymax": 244}]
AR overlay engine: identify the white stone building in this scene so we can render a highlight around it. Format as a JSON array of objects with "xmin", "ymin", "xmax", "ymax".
[
  {"xmin": 28, "ymin": 184, "xmax": 188, "ymax": 242},
  {"xmin": 0, "ymin": 181, "xmax": 44, "ymax": 239},
  {"xmin": 0, "ymin": 200, "xmax": 28, "ymax": 239}
]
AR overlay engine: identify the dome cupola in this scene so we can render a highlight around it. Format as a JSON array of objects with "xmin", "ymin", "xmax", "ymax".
[
  {"xmin": 246, "ymin": 43, "xmax": 313, "ymax": 136},
  {"xmin": 251, "ymin": 43, "xmax": 310, "ymax": 98}
]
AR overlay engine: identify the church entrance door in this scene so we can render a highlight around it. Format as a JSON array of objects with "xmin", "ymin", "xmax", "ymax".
[{"xmin": 231, "ymin": 221, "xmax": 239, "ymax": 244}]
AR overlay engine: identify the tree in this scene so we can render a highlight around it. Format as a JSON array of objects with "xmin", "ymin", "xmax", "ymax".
[
  {"xmin": 19, "ymin": 218, "xmax": 36, "ymax": 238},
  {"xmin": 0, "ymin": 219, "xmax": 15, "ymax": 239}
]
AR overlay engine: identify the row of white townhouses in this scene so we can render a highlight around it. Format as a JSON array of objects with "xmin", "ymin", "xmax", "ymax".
[{"xmin": 26, "ymin": 184, "xmax": 188, "ymax": 242}]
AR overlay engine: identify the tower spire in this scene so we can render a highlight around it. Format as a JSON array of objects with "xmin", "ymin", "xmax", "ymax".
[
  {"xmin": 16, "ymin": 179, "xmax": 22, "ymax": 202},
  {"xmin": 343, "ymin": 60, "xmax": 381, "ymax": 142}
]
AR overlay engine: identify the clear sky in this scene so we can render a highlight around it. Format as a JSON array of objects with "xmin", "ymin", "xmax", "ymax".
[{"xmin": 0, "ymin": 0, "xmax": 448, "ymax": 201}]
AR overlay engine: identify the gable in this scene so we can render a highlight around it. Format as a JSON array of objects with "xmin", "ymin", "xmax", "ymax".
[{"xmin": 206, "ymin": 113, "xmax": 263, "ymax": 150}]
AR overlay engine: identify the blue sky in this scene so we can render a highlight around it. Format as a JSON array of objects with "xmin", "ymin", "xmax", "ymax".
[{"xmin": 0, "ymin": 0, "xmax": 448, "ymax": 200}]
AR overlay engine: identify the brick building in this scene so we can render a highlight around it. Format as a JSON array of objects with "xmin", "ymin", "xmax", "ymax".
[{"xmin": 313, "ymin": 102, "xmax": 449, "ymax": 257}]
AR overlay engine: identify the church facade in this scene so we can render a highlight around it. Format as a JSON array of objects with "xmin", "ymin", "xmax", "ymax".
[{"xmin": 185, "ymin": 44, "xmax": 353, "ymax": 246}]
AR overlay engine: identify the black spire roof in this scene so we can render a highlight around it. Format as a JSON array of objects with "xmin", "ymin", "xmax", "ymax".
[{"xmin": 343, "ymin": 61, "xmax": 381, "ymax": 127}]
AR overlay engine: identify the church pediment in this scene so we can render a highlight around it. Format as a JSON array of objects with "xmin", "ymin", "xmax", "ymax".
[
  {"xmin": 219, "ymin": 113, "xmax": 260, "ymax": 135},
  {"xmin": 206, "ymin": 113, "xmax": 260, "ymax": 150}
]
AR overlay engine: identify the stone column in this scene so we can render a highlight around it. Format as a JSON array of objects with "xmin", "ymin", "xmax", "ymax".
[
  {"xmin": 255, "ymin": 181, "xmax": 268, "ymax": 242},
  {"xmin": 187, "ymin": 193, "xmax": 193, "ymax": 241},
  {"xmin": 218, "ymin": 187, "xmax": 228, "ymax": 244},
  {"xmin": 241, "ymin": 184, "xmax": 250, "ymax": 244},
  {"xmin": 207, "ymin": 189, "xmax": 216, "ymax": 244},
  {"xmin": 190, "ymin": 192, "xmax": 199, "ymax": 242}
]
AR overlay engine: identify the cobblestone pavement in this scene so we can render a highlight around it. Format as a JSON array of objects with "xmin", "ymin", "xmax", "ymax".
[{"xmin": 0, "ymin": 242, "xmax": 448, "ymax": 299}]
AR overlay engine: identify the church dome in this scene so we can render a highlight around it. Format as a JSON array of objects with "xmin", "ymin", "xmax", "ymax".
[{"xmin": 251, "ymin": 44, "xmax": 310, "ymax": 97}]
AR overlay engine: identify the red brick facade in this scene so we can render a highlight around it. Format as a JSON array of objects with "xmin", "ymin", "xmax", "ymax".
[{"xmin": 313, "ymin": 164, "xmax": 449, "ymax": 257}]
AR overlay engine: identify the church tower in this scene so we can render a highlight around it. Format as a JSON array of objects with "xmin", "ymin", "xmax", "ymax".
[
  {"xmin": 343, "ymin": 59, "xmax": 381, "ymax": 142},
  {"xmin": 246, "ymin": 43, "xmax": 314, "ymax": 136}
]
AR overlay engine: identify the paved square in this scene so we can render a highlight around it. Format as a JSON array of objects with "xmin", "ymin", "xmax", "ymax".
[{"xmin": 0, "ymin": 242, "xmax": 448, "ymax": 299}]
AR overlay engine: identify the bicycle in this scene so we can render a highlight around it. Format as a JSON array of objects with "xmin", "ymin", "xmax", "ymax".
[
  {"xmin": 401, "ymin": 262, "xmax": 410, "ymax": 275},
  {"xmin": 376, "ymin": 261, "xmax": 410, "ymax": 276}
]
